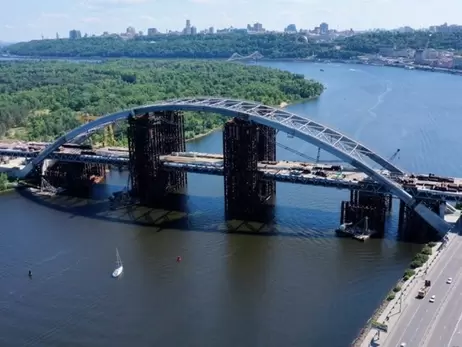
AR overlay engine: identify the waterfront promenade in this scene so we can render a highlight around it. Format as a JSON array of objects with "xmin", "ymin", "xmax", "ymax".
[{"xmin": 359, "ymin": 225, "xmax": 462, "ymax": 347}]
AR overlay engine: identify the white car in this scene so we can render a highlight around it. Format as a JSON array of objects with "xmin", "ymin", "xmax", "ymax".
[
  {"xmin": 429, "ymin": 295, "xmax": 436, "ymax": 303},
  {"xmin": 400, "ymin": 343, "xmax": 406, "ymax": 347},
  {"xmin": 447, "ymin": 277, "xmax": 453, "ymax": 284}
]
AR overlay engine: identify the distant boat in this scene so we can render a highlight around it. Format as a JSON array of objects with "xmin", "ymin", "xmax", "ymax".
[
  {"xmin": 112, "ymin": 248, "xmax": 124, "ymax": 278},
  {"xmin": 320, "ymin": 68, "xmax": 325, "ymax": 72}
]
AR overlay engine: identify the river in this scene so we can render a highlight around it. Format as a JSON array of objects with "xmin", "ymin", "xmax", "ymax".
[{"xmin": 1, "ymin": 61, "xmax": 461, "ymax": 347}]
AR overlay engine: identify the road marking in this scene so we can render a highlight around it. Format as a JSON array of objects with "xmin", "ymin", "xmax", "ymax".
[
  {"xmin": 447, "ymin": 304, "xmax": 462, "ymax": 345},
  {"xmin": 421, "ymin": 248, "xmax": 462, "ymax": 347},
  {"xmin": 390, "ymin": 239, "xmax": 462, "ymax": 347}
]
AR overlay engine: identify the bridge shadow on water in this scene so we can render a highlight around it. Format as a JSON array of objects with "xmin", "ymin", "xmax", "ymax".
[
  {"xmin": 16, "ymin": 186, "xmax": 349, "ymax": 241},
  {"xmin": 16, "ymin": 185, "xmax": 442, "ymax": 243}
]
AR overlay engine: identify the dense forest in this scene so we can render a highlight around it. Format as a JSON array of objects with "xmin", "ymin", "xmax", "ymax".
[
  {"xmin": 0, "ymin": 59, "xmax": 323, "ymax": 144},
  {"xmin": 3, "ymin": 32, "xmax": 462, "ymax": 60}
]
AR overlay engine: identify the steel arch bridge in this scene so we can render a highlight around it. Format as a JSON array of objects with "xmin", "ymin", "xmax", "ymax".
[{"xmin": 20, "ymin": 97, "xmax": 450, "ymax": 234}]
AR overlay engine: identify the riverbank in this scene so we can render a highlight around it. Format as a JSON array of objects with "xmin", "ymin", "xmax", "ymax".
[
  {"xmin": 185, "ymin": 127, "xmax": 222, "ymax": 142},
  {"xmin": 352, "ymin": 239, "xmax": 447, "ymax": 347},
  {"xmin": 3, "ymin": 54, "xmax": 461, "ymax": 79}
]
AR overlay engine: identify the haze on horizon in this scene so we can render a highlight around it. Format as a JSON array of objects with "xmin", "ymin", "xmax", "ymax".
[{"xmin": 0, "ymin": 0, "xmax": 461, "ymax": 42}]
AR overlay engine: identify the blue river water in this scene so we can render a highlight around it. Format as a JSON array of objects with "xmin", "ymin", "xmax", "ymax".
[{"xmin": 1, "ymin": 61, "xmax": 461, "ymax": 347}]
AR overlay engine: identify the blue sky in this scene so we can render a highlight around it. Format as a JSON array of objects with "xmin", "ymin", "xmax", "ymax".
[{"xmin": 0, "ymin": 0, "xmax": 460, "ymax": 42}]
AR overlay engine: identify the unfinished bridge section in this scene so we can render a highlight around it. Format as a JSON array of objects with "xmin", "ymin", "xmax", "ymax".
[
  {"xmin": 340, "ymin": 190, "xmax": 393, "ymax": 235},
  {"xmin": 127, "ymin": 111, "xmax": 186, "ymax": 206},
  {"xmin": 223, "ymin": 118, "xmax": 276, "ymax": 220}
]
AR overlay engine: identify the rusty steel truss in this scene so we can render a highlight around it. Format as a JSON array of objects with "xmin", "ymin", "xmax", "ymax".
[
  {"xmin": 340, "ymin": 190, "xmax": 393, "ymax": 235},
  {"xmin": 43, "ymin": 161, "xmax": 105, "ymax": 196},
  {"xmin": 223, "ymin": 118, "xmax": 276, "ymax": 220},
  {"xmin": 127, "ymin": 111, "xmax": 186, "ymax": 207}
]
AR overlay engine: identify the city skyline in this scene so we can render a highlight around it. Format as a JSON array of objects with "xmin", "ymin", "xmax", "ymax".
[{"xmin": 1, "ymin": 0, "xmax": 462, "ymax": 42}]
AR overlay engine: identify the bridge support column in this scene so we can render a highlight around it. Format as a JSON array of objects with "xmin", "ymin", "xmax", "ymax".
[
  {"xmin": 223, "ymin": 118, "xmax": 275, "ymax": 220},
  {"xmin": 398, "ymin": 199, "xmax": 442, "ymax": 242},
  {"xmin": 257, "ymin": 124, "xmax": 276, "ymax": 201},
  {"xmin": 127, "ymin": 111, "xmax": 186, "ymax": 207},
  {"xmin": 43, "ymin": 162, "xmax": 105, "ymax": 196},
  {"xmin": 340, "ymin": 190, "xmax": 391, "ymax": 235}
]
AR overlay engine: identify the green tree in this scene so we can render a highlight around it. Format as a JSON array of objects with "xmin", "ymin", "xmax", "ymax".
[{"xmin": 0, "ymin": 59, "xmax": 324, "ymax": 144}]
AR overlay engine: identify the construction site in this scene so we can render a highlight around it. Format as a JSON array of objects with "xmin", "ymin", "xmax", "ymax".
[{"xmin": 1, "ymin": 110, "xmax": 459, "ymax": 242}]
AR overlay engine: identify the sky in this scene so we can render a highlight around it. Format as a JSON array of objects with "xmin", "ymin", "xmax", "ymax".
[{"xmin": 0, "ymin": 0, "xmax": 461, "ymax": 42}]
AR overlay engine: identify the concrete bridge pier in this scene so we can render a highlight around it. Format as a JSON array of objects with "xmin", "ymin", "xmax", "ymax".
[
  {"xmin": 127, "ymin": 111, "xmax": 186, "ymax": 207},
  {"xmin": 223, "ymin": 118, "xmax": 276, "ymax": 221},
  {"xmin": 340, "ymin": 190, "xmax": 391, "ymax": 236},
  {"xmin": 398, "ymin": 199, "xmax": 443, "ymax": 242}
]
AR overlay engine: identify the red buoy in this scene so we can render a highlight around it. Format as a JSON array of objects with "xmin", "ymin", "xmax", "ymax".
[{"xmin": 176, "ymin": 256, "xmax": 182, "ymax": 262}]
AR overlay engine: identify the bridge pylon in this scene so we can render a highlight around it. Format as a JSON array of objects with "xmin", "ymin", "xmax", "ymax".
[
  {"xmin": 223, "ymin": 118, "xmax": 276, "ymax": 221},
  {"xmin": 127, "ymin": 111, "xmax": 186, "ymax": 207}
]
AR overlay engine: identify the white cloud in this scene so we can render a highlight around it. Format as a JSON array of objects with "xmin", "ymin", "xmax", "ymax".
[{"xmin": 4, "ymin": 24, "xmax": 13, "ymax": 29}]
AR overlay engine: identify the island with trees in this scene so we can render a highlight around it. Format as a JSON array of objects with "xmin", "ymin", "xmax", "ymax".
[
  {"xmin": 0, "ymin": 59, "xmax": 324, "ymax": 145},
  {"xmin": 2, "ymin": 32, "xmax": 462, "ymax": 60}
]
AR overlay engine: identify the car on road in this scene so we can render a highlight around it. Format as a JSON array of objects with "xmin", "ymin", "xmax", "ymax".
[
  {"xmin": 400, "ymin": 343, "xmax": 406, "ymax": 347},
  {"xmin": 447, "ymin": 277, "xmax": 453, "ymax": 284},
  {"xmin": 429, "ymin": 294, "xmax": 436, "ymax": 303}
]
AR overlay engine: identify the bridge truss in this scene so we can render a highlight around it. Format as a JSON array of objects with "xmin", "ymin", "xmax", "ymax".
[
  {"xmin": 227, "ymin": 51, "xmax": 264, "ymax": 61},
  {"xmin": 19, "ymin": 97, "xmax": 451, "ymax": 234}
]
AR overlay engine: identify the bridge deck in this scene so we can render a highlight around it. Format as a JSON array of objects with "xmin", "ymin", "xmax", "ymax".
[{"xmin": 1, "ymin": 145, "xmax": 462, "ymax": 201}]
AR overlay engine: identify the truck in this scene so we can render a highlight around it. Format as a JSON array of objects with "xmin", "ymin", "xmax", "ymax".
[{"xmin": 417, "ymin": 280, "xmax": 431, "ymax": 299}]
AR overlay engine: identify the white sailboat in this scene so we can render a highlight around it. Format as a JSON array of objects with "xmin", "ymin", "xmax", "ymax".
[{"xmin": 112, "ymin": 248, "xmax": 124, "ymax": 278}]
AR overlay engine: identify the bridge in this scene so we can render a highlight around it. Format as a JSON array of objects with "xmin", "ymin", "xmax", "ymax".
[
  {"xmin": 2, "ymin": 148, "xmax": 462, "ymax": 204},
  {"xmin": 5, "ymin": 97, "xmax": 459, "ymax": 237},
  {"xmin": 227, "ymin": 51, "xmax": 264, "ymax": 61}
]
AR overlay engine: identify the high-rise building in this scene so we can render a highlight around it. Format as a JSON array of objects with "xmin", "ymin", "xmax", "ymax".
[
  {"xmin": 191, "ymin": 26, "xmax": 197, "ymax": 35},
  {"xmin": 209, "ymin": 27, "xmax": 215, "ymax": 34},
  {"xmin": 285, "ymin": 24, "xmax": 297, "ymax": 32},
  {"xmin": 183, "ymin": 19, "xmax": 192, "ymax": 35},
  {"xmin": 147, "ymin": 28, "xmax": 158, "ymax": 36},
  {"xmin": 126, "ymin": 26, "xmax": 136, "ymax": 35},
  {"xmin": 320, "ymin": 22, "xmax": 329, "ymax": 35},
  {"xmin": 253, "ymin": 23, "xmax": 263, "ymax": 32},
  {"xmin": 69, "ymin": 30, "xmax": 82, "ymax": 39}
]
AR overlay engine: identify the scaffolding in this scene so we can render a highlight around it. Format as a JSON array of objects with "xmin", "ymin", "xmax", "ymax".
[
  {"xmin": 127, "ymin": 111, "xmax": 186, "ymax": 207},
  {"xmin": 43, "ymin": 161, "xmax": 105, "ymax": 197},
  {"xmin": 340, "ymin": 190, "xmax": 392, "ymax": 235},
  {"xmin": 257, "ymin": 124, "xmax": 276, "ymax": 201},
  {"xmin": 398, "ymin": 199, "xmax": 442, "ymax": 242},
  {"xmin": 223, "ymin": 118, "xmax": 276, "ymax": 220}
]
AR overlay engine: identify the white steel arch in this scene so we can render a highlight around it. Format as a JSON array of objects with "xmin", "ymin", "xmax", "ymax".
[{"xmin": 20, "ymin": 97, "xmax": 450, "ymax": 234}]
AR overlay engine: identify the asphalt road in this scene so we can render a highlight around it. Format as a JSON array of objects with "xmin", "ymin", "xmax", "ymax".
[{"xmin": 382, "ymin": 236, "xmax": 462, "ymax": 347}]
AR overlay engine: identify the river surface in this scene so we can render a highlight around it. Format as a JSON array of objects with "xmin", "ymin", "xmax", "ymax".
[{"xmin": 1, "ymin": 62, "xmax": 462, "ymax": 347}]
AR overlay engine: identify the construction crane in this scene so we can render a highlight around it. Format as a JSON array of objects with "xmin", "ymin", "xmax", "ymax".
[
  {"xmin": 77, "ymin": 113, "xmax": 115, "ymax": 147},
  {"xmin": 388, "ymin": 148, "xmax": 400, "ymax": 163}
]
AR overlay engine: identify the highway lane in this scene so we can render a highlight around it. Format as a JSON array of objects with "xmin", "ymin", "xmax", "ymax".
[
  {"xmin": 424, "ymin": 252, "xmax": 462, "ymax": 347},
  {"xmin": 382, "ymin": 237, "xmax": 462, "ymax": 347}
]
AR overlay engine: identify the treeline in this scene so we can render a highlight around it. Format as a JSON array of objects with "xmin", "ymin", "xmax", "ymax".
[
  {"xmin": 0, "ymin": 59, "xmax": 324, "ymax": 144},
  {"xmin": 3, "ymin": 32, "xmax": 462, "ymax": 60},
  {"xmin": 3, "ymin": 34, "xmax": 325, "ymax": 59},
  {"xmin": 339, "ymin": 31, "xmax": 462, "ymax": 53}
]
